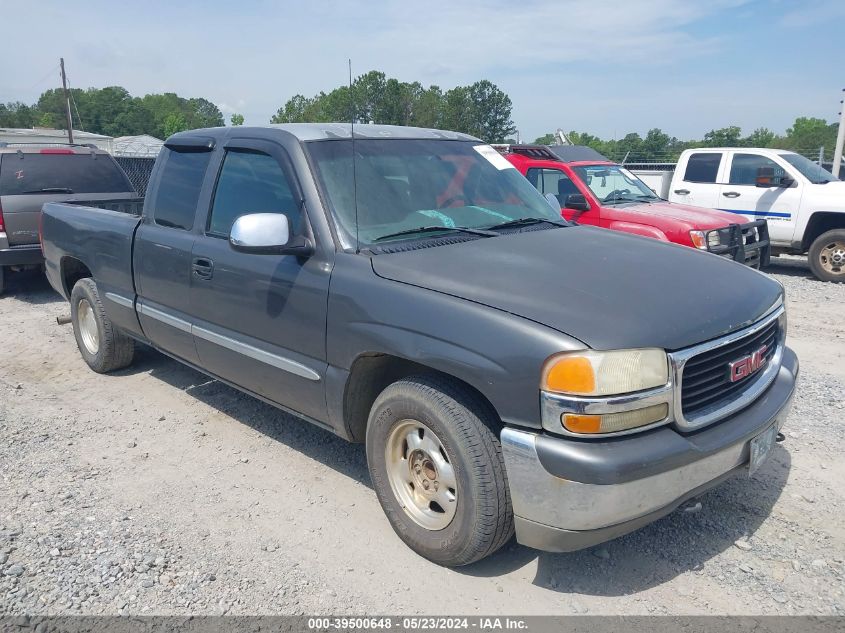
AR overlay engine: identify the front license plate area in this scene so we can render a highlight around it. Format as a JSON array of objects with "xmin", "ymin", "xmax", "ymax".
[{"xmin": 749, "ymin": 424, "xmax": 777, "ymax": 477}]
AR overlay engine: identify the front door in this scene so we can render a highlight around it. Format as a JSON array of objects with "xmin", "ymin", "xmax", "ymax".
[
  {"xmin": 716, "ymin": 151, "xmax": 802, "ymax": 245},
  {"xmin": 525, "ymin": 167, "xmax": 599, "ymax": 226},
  {"xmin": 189, "ymin": 139, "xmax": 331, "ymax": 422}
]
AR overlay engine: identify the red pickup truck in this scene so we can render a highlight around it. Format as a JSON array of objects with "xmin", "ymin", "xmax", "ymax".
[{"xmin": 500, "ymin": 145, "xmax": 770, "ymax": 267}]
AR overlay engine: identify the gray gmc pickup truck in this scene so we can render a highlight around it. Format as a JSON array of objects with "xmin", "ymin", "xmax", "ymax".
[{"xmin": 41, "ymin": 124, "xmax": 798, "ymax": 567}]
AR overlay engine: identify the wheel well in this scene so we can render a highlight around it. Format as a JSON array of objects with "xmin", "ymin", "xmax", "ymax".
[
  {"xmin": 802, "ymin": 212, "xmax": 845, "ymax": 251},
  {"xmin": 60, "ymin": 257, "xmax": 92, "ymax": 298},
  {"xmin": 343, "ymin": 354, "xmax": 501, "ymax": 443}
]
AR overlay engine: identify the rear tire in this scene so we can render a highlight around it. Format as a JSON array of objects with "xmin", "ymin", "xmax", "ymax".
[
  {"xmin": 70, "ymin": 278, "xmax": 135, "ymax": 373},
  {"xmin": 366, "ymin": 375, "xmax": 513, "ymax": 566},
  {"xmin": 808, "ymin": 229, "xmax": 845, "ymax": 282},
  {"xmin": 0, "ymin": 266, "xmax": 5, "ymax": 295}
]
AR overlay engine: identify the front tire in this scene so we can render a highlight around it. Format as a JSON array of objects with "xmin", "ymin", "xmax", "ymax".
[
  {"xmin": 366, "ymin": 376, "xmax": 513, "ymax": 566},
  {"xmin": 808, "ymin": 229, "xmax": 845, "ymax": 282},
  {"xmin": 70, "ymin": 278, "xmax": 135, "ymax": 373}
]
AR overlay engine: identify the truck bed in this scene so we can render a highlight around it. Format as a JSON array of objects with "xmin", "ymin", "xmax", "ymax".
[
  {"xmin": 64, "ymin": 197, "xmax": 145, "ymax": 216},
  {"xmin": 41, "ymin": 201, "xmax": 143, "ymax": 306}
]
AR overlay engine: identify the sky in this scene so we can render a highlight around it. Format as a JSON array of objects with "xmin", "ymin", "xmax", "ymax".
[{"xmin": 0, "ymin": 0, "xmax": 842, "ymax": 142}]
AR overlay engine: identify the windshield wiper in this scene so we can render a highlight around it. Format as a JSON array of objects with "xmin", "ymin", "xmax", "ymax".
[
  {"xmin": 485, "ymin": 217, "xmax": 567, "ymax": 231},
  {"xmin": 373, "ymin": 225, "xmax": 497, "ymax": 242},
  {"xmin": 22, "ymin": 187, "xmax": 74, "ymax": 194}
]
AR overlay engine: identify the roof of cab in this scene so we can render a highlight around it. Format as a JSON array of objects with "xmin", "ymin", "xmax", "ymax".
[{"xmin": 167, "ymin": 123, "xmax": 481, "ymax": 144}]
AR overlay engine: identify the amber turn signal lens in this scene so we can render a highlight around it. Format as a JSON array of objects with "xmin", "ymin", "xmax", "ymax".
[
  {"xmin": 562, "ymin": 403, "xmax": 669, "ymax": 435},
  {"xmin": 544, "ymin": 355, "xmax": 595, "ymax": 395},
  {"xmin": 561, "ymin": 414, "xmax": 602, "ymax": 434}
]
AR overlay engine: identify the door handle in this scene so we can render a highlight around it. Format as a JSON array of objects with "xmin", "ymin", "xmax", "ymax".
[
  {"xmin": 192, "ymin": 257, "xmax": 214, "ymax": 280},
  {"xmin": 722, "ymin": 191, "xmax": 741, "ymax": 198},
  {"xmin": 674, "ymin": 189, "xmax": 690, "ymax": 195}
]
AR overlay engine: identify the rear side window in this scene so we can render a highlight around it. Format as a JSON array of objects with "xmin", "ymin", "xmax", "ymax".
[
  {"xmin": 729, "ymin": 153, "xmax": 785, "ymax": 185},
  {"xmin": 683, "ymin": 153, "xmax": 722, "ymax": 183},
  {"xmin": 208, "ymin": 150, "xmax": 300, "ymax": 237},
  {"xmin": 0, "ymin": 153, "xmax": 132, "ymax": 195},
  {"xmin": 150, "ymin": 149, "xmax": 211, "ymax": 230}
]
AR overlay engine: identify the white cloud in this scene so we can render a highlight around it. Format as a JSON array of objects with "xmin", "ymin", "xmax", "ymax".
[{"xmin": 0, "ymin": 0, "xmax": 833, "ymax": 138}]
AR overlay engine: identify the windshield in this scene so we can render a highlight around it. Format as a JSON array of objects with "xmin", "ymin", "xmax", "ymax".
[
  {"xmin": 781, "ymin": 153, "xmax": 840, "ymax": 184},
  {"xmin": 306, "ymin": 139, "xmax": 563, "ymax": 247},
  {"xmin": 571, "ymin": 164, "xmax": 659, "ymax": 204}
]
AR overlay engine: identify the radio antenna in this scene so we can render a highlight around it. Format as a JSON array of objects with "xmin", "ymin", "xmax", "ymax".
[{"xmin": 349, "ymin": 58, "xmax": 360, "ymax": 254}]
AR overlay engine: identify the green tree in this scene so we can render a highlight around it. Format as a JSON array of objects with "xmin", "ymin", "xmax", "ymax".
[
  {"xmin": 467, "ymin": 80, "xmax": 516, "ymax": 143},
  {"xmin": 270, "ymin": 72, "xmax": 514, "ymax": 142},
  {"xmin": 409, "ymin": 86, "xmax": 443, "ymax": 128},
  {"xmin": 0, "ymin": 102, "xmax": 38, "ymax": 128},
  {"xmin": 744, "ymin": 127, "xmax": 776, "ymax": 147},
  {"xmin": 703, "ymin": 126, "xmax": 743, "ymax": 147},
  {"xmin": 271, "ymin": 94, "xmax": 312, "ymax": 123},
  {"xmin": 162, "ymin": 112, "xmax": 188, "ymax": 138},
  {"xmin": 533, "ymin": 133, "xmax": 556, "ymax": 145},
  {"xmin": 641, "ymin": 128, "xmax": 671, "ymax": 159},
  {"xmin": 441, "ymin": 86, "xmax": 474, "ymax": 135},
  {"xmin": 230, "ymin": 113, "xmax": 244, "ymax": 126},
  {"xmin": 781, "ymin": 117, "xmax": 837, "ymax": 152}
]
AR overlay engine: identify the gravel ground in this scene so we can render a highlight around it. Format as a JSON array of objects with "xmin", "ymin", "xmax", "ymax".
[{"xmin": 0, "ymin": 256, "xmax": 843, "ymax": 616}]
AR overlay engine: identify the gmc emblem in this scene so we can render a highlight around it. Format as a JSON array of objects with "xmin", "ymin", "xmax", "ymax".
[{"xmin": 728, "ymin": 345, "xmax": 768, "ymax": 383}]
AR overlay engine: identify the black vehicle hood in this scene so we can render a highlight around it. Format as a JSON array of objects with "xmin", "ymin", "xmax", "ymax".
[{"xmin": 370, "ymin": 226, "xmax": 783, "ymax": 351}]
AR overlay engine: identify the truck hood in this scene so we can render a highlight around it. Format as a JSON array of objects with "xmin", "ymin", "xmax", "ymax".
[
  {"xmin": 609, "ymin": 200, "xmax": 744, "ymax": 228},
  {"xmin": 370, "ymin": 226, "xmax": 782, "ymax": 351}
]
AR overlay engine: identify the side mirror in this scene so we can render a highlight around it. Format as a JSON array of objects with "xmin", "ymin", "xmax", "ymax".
[
  {"xmin": 564, "ymin": 193, "xmax": 590, "ymax": 212},
  {"xmin": 229, "ymin": 213, "xmax": 313, "ymax": 256},
  {"xmin": 756, "ymin": 166, "xmax": 775, "ymax": 187},
  {"xmin": 544, "ymin": 193, "xmax": 561, "ymax": 212}
]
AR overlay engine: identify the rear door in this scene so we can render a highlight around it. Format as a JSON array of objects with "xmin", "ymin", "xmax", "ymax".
[
  {"xmin": 189, "ymin": 138, "xmax": 330, "ymax": 422},
  {"xmin": 0, "ymin": 150, "xmax": 135, "ymax": 245},
  {"xmin": 134, "ymin": 145, "xmax": 214, "ymax": 365},
  {"xmin": 717, "ymin": 151, "xmax": 802, "ymax": 244},
  {"xmin": 668, "ymin": 151, "xmax": 724, "ymax": 209}
]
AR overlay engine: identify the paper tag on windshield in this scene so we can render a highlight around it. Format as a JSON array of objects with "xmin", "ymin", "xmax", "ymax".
[{"xmin": 473, "ymin": 145, "xmax": 515, "ymax": 170}]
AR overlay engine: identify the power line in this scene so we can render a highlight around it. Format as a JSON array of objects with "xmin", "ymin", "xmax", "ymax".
[
  {"xmin": 64, "ymin": 72, "xmax": 85, "ymax": 131},
  {"xmin": 0, "ymin": 64, "xmax": 61, "ymax": 102}
]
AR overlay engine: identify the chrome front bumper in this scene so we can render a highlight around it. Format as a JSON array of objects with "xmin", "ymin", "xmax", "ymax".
[{"xmin": 502, "ymin": 346, "xmax": 798, "ymax": 553}]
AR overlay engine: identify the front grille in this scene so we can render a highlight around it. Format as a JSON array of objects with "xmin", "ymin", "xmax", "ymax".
[{"xmin": 681, "ymin": 319, "xmax": 780, "ymax": 417}]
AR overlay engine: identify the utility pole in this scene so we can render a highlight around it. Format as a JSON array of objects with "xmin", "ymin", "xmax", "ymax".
[
  {"xmin": 60, "ymin": 58, "xmax": 74, "ymax": 144},
  {"xmin": 833, "ymin": 87, "xmax": 845, "ymax": 178}
]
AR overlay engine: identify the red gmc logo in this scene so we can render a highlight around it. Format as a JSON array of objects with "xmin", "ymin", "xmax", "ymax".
[{"xmin": 728, "ymin": 345, "xmax": 768, "ymax": 383}]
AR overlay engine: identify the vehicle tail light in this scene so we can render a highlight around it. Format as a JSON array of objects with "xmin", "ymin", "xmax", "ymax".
[
  {"xmin": 40, "ymin": 148, "xmax": 75, "ymax": 154},
  {"xmin": 0, "ymin": 201, "xmax": 5, "ymax": 233}
]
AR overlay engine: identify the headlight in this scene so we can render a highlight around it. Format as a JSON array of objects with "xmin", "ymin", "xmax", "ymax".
[
  {"xmin": 689, "ymin": 229, "xmax": 721, "ymax": 250},
  {"xmin": 541, "ymin": 349, "xmax": 669, "ymax": 396}
]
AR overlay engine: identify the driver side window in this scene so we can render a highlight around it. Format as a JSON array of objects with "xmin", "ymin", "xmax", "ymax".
[
  {"xmin": 729, "ymin": 154, "xmax": 786, "ymax": 186},
  {"xmin": 208, "ymin": 149, "xmax": 301, "ymax": 237},
  {"xmin": 525, "ymin": 168, "xmax": 578, "ymax": 204}
]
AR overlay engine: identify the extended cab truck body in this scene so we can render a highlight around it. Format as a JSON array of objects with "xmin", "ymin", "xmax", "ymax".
[
  {"xmin": 645, "ymin": 148, "xmax": 845, "ymax": 282},
  {"xmin": 0, "ymin": 143, "xmax": 136, "ymax": 293},
  {"xmin": 41, "ymin": 124, "xmax": 798, "ymax": 566},
  {"xmin": 500, "ymin": 145, "xmax": 770, "ymax": 268}
]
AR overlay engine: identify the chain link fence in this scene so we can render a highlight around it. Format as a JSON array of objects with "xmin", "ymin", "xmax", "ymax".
[{"xmin": 115, "ymin": 156, "xmax": 156, "ymax": 196}]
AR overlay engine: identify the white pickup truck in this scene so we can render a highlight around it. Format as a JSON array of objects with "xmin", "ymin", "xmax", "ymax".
[{"xmin": 635, "ymin": 148, "xmax": 845, "ymax": 282}]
